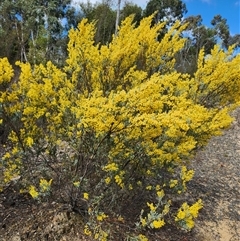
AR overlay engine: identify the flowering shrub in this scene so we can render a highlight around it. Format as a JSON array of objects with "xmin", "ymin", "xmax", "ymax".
[
  {"xmin": 28, "ymin": 178, "xmax": 52, "ymax": 199},
  {"xmin": 0, "ymin": 14, "xmax": 240, "ymax": 240},
  {"xmin": 175, "ymin": 199, "xmax": 203, "ymax": 230}
]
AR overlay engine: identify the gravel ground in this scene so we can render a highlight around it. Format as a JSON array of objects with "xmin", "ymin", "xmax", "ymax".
[{"xmin": 191, "ymin": 108, "xmax": 240, "ymax": 241}]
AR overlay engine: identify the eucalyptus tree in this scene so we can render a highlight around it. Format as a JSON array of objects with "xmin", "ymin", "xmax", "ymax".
[
  {"xmin": 144, "ymin": 0, "xmax": 187, "ymax": 25},
  {"xmin": 80, "ymin": 1, "xmax": 116, "ymax": 44},
  {"xmin": 0, "ymin": 0, "xmax": 79, "ymax": 66},
  {"xmin": 120, "ymin": 2, "xmax": 143, "ymax": 26},
  {"xmin": 211, "ymin": 14, "xmax": 240, "ymax": 49},
  {"xmin": 0, "ymin": 0, "xmax": 25, "ymax": 64},
  {"xmin": 175, "ymin": 15, "xmax": 216, "ymax": 74},
  {"xmin": 211, "ymin": 15, "xmax": 230, "ymax": 49},
  {"xmin": 175, "ymin": 14, "xmax": 240, "ymax": 75}
]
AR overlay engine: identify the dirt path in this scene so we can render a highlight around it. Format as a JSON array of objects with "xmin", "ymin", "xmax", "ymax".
[{"xmin": 191, "ymin": 109, "xmax": 240, "ymax": 241}]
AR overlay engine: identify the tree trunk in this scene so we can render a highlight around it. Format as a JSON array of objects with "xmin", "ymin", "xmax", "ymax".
[{"xmin": 115, "ymin": 0, "xmax": 121, "ymax": 35}]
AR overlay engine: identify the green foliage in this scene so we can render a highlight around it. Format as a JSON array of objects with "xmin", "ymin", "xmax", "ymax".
[
  {"xmin": 176, "ymin": 14, "xmax": 240, "ymax": 75},
  {"xmin": 144, "ymin": 0, "xmax": 187, "ymax": 25},
  {"xmin": 0, "ymin": 0, "xmax": 80, "ymax": 65},
  {"xmin": 121, "ymin": 2, "xmax": 143, "ymax": 26},
  {"xmin": 0, "ymin": 14, "xmax": 240, "ymax": 240},
  {"xmin": 80, "ymin": 1, "xmax": 116, "ymax": 44}
]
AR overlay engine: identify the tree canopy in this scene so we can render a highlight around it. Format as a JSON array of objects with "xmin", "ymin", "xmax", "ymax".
[
  {"xmin": 0, "ymin": 0, "xmax": 81, "ymax": 66},
  {"xmin": 0, "ymin": 0, "xmax": 239, "ymax": 75}
]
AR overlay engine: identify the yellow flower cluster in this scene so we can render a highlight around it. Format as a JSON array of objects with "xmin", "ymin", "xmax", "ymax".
[
  {"xmin": 114, "ymin": 171, "xmax": 125, "ymax": 188},
  {"xmin": 94, "ymin": 228, "xmax": 108, "ymax": 241},
  {"xmin": 73, "ymin": 181, "xmax": 80, "ymax": 187},
  {"xmin": 181, "ymin": 166, "xmax": 194, "ymax": 182},
  {"xmin": 138, "ymin": 234, "xmax": 148, "ymax": 241},
  {"xmin": 104, "ymin": 177, "xmax": 111, "ymax": 185},
  {"xmin": 181, "ymin": 166, "xmax": 194, "ymax": 190},
  {"xmin": 169, "ymin": 179, "xmax": 178, "ymax": 188},
  {"xmin": 83, "ymin": 192, "xmax": 89, "ymax": 200},
  {"xmin": 152, "ymin": 219, "xmax": 165, "ymax": 229},
  {"xmin": 26, "ymin": 137, "xmax": 34, "ymax": 147},
  {"xmin": 2, "ymin": 156, "xmax": 21, "ymax": 183},
  {"xmin": 175, "ymin": 199, "xmax": 203, "ymax": 230},
  {"xmin": 29, "ymin": 185, "xmax": 39, "ymax": 199},
  {"xmin": 195, "ymin": 46, "xmax": 240, "ymax": 107},
  {"xmin": 39, "ymin": 178, "xmax": 52, "ymax": 192},
  {"xmin": 84, "ymin": 225, "xmax": 92, "ymax": 236},
  {"xmin": 28, "ymin": 179, "xmax": 52, "ymax": 199},
  {"xmin": 102, "ymin": 163, "xmax": 119, "ymax": 172},
  {"xmin": 156, "ymin": 190, "xmax": 164, "ymax": 199},
  {"xmin": 0, "ymin": 57, "xmax": 14, "ymax": 84},
  {"xmin": 96, "ymin": 212, "xmax": 108, "ymax": 222},
  {"xmin": 147, "ymin": 202, "xmax": 157, "ymax": 212},
  {"xmin": 139, "ymin": 192, "xmax": 169, "ymax": 230}
]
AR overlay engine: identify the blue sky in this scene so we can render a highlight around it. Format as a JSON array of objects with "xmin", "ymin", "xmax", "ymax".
[
  {"xmin": 72, "ymin": 0, "xmax": 240, "ymax": 35},
  {"xmin": 183, "ymin": 0, "xmax": 240, "ymax": 35}
]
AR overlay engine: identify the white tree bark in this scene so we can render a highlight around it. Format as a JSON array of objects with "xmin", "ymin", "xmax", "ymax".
[{"xmin": 115, "ymin": 0, "xmax": 121, "ymax": 35}]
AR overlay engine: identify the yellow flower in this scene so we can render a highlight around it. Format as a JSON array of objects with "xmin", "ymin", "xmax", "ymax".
[
  {"xmin": 175, "ymin": 200, "xmax": 203, "ymax": 230},
  {"xmin": 97, "ymin": 212, "xmax": 108, "ymax": 221},
  {"xmin": 140, "ymin": 217, "xmax": 147, "ymax": 227},
  {"xmin": 94, "ymin": 233, "xmax": 99, "ymax": 239},
  {"xmin": 181, "ymin": 166, "xmax": 194, "ymax": 182},
  {"xmin": 84, "ymin": 225, "xmax": 91, "ymax": 236},
  {"xmin": 26, "ymin": 137, "xmax": 34, "ymax": 147},
  {"xmin": 105, "ymin": 177, "xmax": 111, "ymax": 184},
  {"xmin": 156, "ymin": 190, "xmax": 164, "ymax": 198},
  {"xmin": 73, "ymin": 181, "xmax": 80, "ymax": 187},
  {"xmin": 29, "ymin": 185, "xmax": 39, "ymax": 199},
  {"xmin": 12, "ymin": 147, "xmax": 19, "ymax": 155},
  {"xmin": 152, "ymin": 219, "xmax": 165, "ymax": 229},
  {"xmin": 146, "ymin": 169, "xmax": 152, "ymax": 175},
  {"xmin": 114, "ymin": 174, "xmax": 124, "ymax": 188},
  {"xmin": 103, "ymin": 163, "xmax": 118, "ymax": 172},
  {"xmin": 138, "ymin": 234, "xmax": 148, "ymax": 241},
  {"xmin": 3, "ymin": 152, "xmax": 11, "ymax": 159},
  {"xmin": 185, "ymin": 217, "xmax": 195, "ymax": 229},
  {"xmin": 189, "ymin": 199, "xmax": 203, "ymax": 218},
  {"xmin": 83, "ymin": 192, "xmax": 89, "ymax": 200},
  {"xmin": 20, "ymin": 189, "xmax": 25, "ymax": 194},
  {"xmin": 162, "ymin": 203, "xmax": 170, "ymax": 215},
  {"xmin": 117, "ymin": 215, "xmax": 124, "ymax": 222},
  {"xmin": 169, "ymin": 179, "xmax": 178, "ymax": 188},
  {"xmin": 99, "ymin": 229, "xmax": 108, "ymax": 240},
  {"xmin": 39, "ymin": 178, "xmax": 52, "ymax": 192},
  {"xmin": 147, "ymin": 202, "xmax": 156, "ymax": 211},
  {"xmin": 176, "ymin": 210, "xmax": 186, "ymax": 220}
]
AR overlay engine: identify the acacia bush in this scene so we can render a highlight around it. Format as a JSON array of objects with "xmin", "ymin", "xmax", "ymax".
[{"xmin": 0, "ymin": 15, "xmax": 240, "ymax": 240}]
